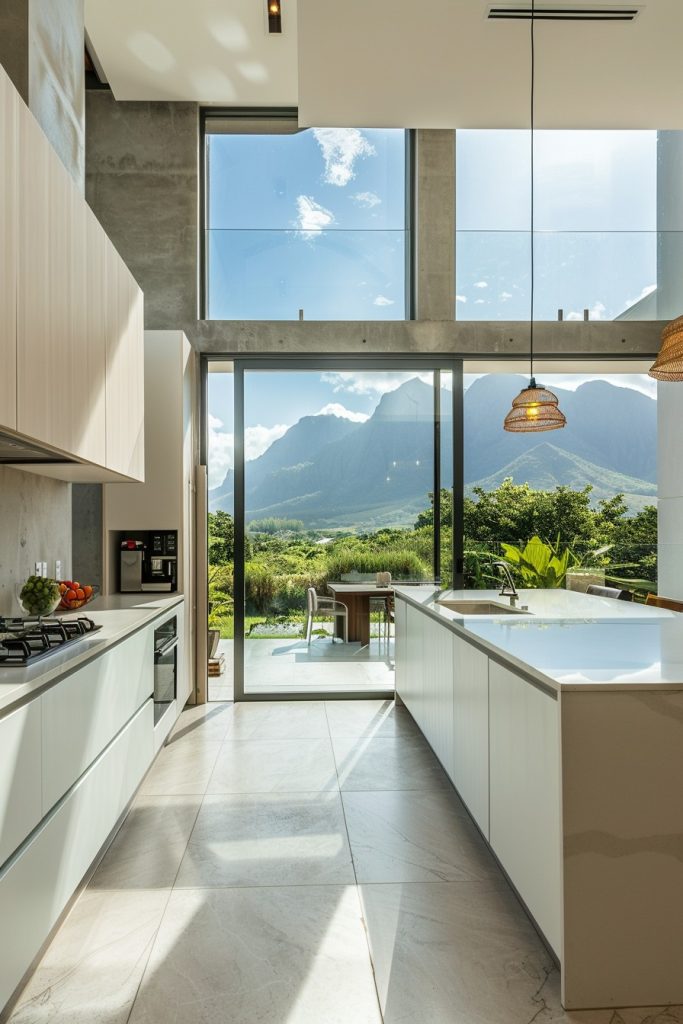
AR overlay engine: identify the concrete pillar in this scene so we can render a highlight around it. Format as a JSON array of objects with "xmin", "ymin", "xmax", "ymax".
[
  {"xmin": 415, "ymin": 129, "xmax": 455, "ymax": 320},
  {"xmin": 86, "ymin": 92, "xmax": 199, "ymax": 333},
  {"xmin": 0, "ymin": 0, "xmax": 85, "ymax": 189}
]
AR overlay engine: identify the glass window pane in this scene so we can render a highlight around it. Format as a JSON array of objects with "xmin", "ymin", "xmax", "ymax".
[{"xmin": 206, "ymin": 127, "xmax": 407, "ymax": 319}]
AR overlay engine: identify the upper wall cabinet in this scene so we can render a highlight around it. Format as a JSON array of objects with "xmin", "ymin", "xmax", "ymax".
[
  {"xmin": 1, "ymin": 64, "xmax": 144, "ymax": 483},
  {"xmin": 0, "ymin": 67, "xmax": 18, "ymax": 429}
]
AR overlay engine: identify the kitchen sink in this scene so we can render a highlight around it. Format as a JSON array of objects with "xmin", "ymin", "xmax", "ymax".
[{"xmin": 436, "ymin": 599, "xmax": 530, "ymax": 616}]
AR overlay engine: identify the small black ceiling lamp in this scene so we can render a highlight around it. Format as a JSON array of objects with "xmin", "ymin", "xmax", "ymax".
[
  {"xmin": 503, "ymin": 0, "xmax": 566, "ymax": 433},
  {"xmin": 268, "ymin": 0, "xmax": 282, "ymax": 33}
]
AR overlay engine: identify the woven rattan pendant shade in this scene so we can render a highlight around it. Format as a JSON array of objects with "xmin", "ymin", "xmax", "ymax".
[
  {"xmin": 648, "ymin": 316, "xmax": 683, "ymax": 381},
  {"xmin": 503, "ymin": 379, "xmax": 567, "ymax": 433}
]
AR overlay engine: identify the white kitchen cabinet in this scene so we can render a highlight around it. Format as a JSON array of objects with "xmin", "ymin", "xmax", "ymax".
[
  {"xmin": 402, "ymin": 604, "xmax": 425, "ymax": 731},
  {"xmin": 0, "ymin": 66, "xmax": 18, "ymax": 430},
  {"xmin": 393, "ymin": 597, "xmax": 407, "ymax": 696},
  {"xmin": 0, "ymin": 701, "xmax": 42, "ymax": 867},
  {"xmin": 0, "ymin": 699, "xmax": 153, "ymax": 1013},
  {"xmin": 105, "ymin": 246, "xmax": 145, "ymax": 480},
  {"xmin": 103, "ymin": 332, "xmax": 196, "ymax": 705},
  {"xmin": 452, "ymin": 637, "xmax": 489, "ymax": 837},
  {"xmin": 41, "ymin": 626, "xmax": 153, "ymax": 810},
  {"xmin": 489, "ymin": 661, "xmax": 562, "ymax": 954},
  {"xmin": 422, "ymin": 615, "xmax": 454, "ymax": 773},
  {"xmin": 2, "ymin": 67, "xmax": 143, "ymax": 482}
]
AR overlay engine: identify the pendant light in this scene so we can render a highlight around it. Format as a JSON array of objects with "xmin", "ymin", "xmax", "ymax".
[
  {"xmin": 648, "ymin": 315, "xmax": 683, "ymax": 381},
  {"xmin": 504, "ymin": 0, "xmax": 566, "ymax": 433}
]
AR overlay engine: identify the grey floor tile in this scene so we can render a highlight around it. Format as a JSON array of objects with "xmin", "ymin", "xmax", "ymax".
[
  {"xmin": 169, "ymin": 702, "xmax": 234, "ymax": 744},
  {"xmin": 128, "ymin": 886, "xmax": 382, "ymax": 1024},
  {"xmin": 343, "ymin": 788, "xmax": 498, "ymax": 883},
  {"xmin": 175, "ymin": 792, "xmax": 355, "ymax": 888},
  {"xmin": 325, "ymin": 699, "xmax": 420, "ymax": 739},
  {"xmin": 207, "ymin": 737, "xmax": 338, "ymax": 793},
  {"xmin": 222, "ymin": 700, "xmax": 329, "ymax": 740},
  {"xmin": 90, "ymin": 795, "xmax": 202, "ymax": 890},
  {"xmin": 332, "ymin": 733, "xmax": 449, "ymax": 791},
  {"xmin": 8, "ymin": 889, "xmax": 169, "ymax": 1024},
  {"xmin": 139, "ymin": 740, "xmax": 222, "ymax": 797}
]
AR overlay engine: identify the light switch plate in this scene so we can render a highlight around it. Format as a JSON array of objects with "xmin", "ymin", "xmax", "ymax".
[{"xmin": 55, "ymin": 560, "xmax": 62, "ymax": 580}]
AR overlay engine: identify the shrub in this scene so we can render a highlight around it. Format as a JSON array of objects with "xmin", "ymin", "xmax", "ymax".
[{"xmin": 324, "ymin": 546, "xmax": 431, "ymax": 583}]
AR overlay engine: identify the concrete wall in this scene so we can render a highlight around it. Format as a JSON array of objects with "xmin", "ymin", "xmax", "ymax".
[
  {"xmin": 0, "ymin": 468, "xmax": 71, "ymax": 616},
  {"xmin": 85, "ymin": 92, "xmax": 198, "ymax": 331}
]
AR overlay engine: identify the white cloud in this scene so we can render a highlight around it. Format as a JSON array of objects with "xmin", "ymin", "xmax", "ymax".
[
  {"xmin": 352, "ymin": 191, "xmax": 381, "ymax": 208},
  {"xmin": 295, "ymin": 195, "xmax": 334, "ymax": 239},
  {"xmin": 474, "ymin": 298, "xmax": 485, "ymax": 305},
  {"xmin": 208, "ymin": 415, "xmax": 291, "ymax": 485},
  {"xmin": 456, "ymin": 294, "xmax": 467, "ymax": 303},
  {"xmin": 208, "ymin": 414, "xmax": 234, "ymax": 489},
  {"xmin": 321, "ymin": 370, "xmax": 432, "ymax": 396},
  {"xmin": 473, "ymin": 280, "xmax": 488, "ymax": 289},
  {"xmin": 565, "ymin": 301, "xmax": 607, "ymax": 321},
  {"xmin": 317, "ymin": 402, "xmax": 369, "ymax": 423},
  {"xmin": 373, "ymin": 295, "xmax": 395, "ymax": 307},
  {"xmin": 500, "ymin": 291, "xmax": 513, "ymax": 300},
  {"xmin": 624, "ymin": 283, "xmax": 657, "ymax": 310},
  {"xmin": 312, "ymin": 128, "xmax": 375, "ymax": 187},
  {"xmin": 245, "ymin": 423, "xmax": 289, "ymax": 462}
]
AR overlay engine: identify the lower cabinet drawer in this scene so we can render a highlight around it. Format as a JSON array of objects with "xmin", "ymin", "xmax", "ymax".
[
  {"xmin": 42, "ymin": 627, "xmax": 153, "ymax": 810},
  {"xmin": 0, "ymin": 701, "xmax": 42, "ymax": 867},
  {"xmin": 0, "ymin": 699, "xmax": 153, "ymax": 1013}
]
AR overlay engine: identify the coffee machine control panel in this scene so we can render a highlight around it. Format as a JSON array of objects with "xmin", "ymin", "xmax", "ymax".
[{"xmin": 119, "ymin": 531, "xmax": 178, "ymax": 592}]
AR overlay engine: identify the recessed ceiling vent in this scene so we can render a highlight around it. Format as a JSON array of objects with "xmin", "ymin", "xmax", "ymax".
[{"xmin": 488, "ymin": 5, "xmax": 640, "ymax": 20}]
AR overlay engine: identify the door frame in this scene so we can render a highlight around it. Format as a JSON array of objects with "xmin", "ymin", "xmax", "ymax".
[{"xmin": 202, "ymin": 354, "xmax": 464, "ymax": 701}]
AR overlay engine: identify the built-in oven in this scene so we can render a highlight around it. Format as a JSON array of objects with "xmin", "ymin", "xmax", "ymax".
[{"xmin": 153, "ymin": 615, "xmax": 178, "ymax": 725}]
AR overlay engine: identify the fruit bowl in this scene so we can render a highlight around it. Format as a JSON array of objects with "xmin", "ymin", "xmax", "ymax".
[
  {"xmin": 58, "ymin": 582, "xmax": 99, "ymax": 612},
  {"xmin": 17, "ymin": 577, "xmax": 62, "ymax": 618}
]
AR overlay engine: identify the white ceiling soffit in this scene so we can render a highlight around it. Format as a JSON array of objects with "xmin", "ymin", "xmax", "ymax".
[
  {"xmin": 84, "ymin": 0, "xmax": 298, "ymax": 104},
  {"xmin": 297, "ymin": 0, "xmax": 683, "ymax": 129}
]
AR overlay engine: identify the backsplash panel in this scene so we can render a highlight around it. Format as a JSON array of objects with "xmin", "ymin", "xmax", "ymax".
[{"xmin": 0, "ymin": 466, "xmax": 71, "ymax": 616}]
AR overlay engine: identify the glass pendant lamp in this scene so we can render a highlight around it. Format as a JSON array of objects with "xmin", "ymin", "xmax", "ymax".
[{"xmin": 504, "ymin": 0, "xmax": 566, "ymax": 433}]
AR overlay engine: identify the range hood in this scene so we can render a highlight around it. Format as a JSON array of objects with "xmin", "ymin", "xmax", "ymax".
[{"xmin": 0, "ymin": 430, "xmax": 72, "ymax": 465}]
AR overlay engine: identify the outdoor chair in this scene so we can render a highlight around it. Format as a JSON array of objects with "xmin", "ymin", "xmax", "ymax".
[{"xmin": 305, "ymin": 587, "xmax": 348, "ymax": 644}]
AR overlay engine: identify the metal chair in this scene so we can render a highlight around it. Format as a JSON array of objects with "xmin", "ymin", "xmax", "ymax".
[
  {"xmin": 305, "ymin": 587, "xmax": 348, "ymax": 644},
  {"xmin": 586, "ymin": 584, "xmax": 633, "ymax": 602}
]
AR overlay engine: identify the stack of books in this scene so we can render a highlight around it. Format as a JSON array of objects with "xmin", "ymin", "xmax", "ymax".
[{"xmin": 208, "ymin": 653, "xmax": 225, "ymax": 677}]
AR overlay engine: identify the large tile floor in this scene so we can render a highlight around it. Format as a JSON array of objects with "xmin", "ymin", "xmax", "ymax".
[{"xmin": 9, "ymin": 700, "xmax": 683, "ymax": 1024}]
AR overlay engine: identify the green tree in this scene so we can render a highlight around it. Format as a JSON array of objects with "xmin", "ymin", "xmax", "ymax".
[
  {"xmin": 208, "ymin": 510, "xmax": 236, "ymax": 564},
  {"xmin": 414, "ymin": 489, "xmax": 453, "ymax": 529}
]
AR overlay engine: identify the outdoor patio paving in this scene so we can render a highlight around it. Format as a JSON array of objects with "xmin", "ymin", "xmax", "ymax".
[{"xmin": 208, "ymin": 635, "xmax": 394, "ymax": 700}]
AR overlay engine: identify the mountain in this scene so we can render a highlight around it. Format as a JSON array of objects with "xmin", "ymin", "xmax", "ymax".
[
  {"xmin": 209, "ymin": 375, "xmax": 657, "ymax": 526},
  {"xmin": 468, "ymin": 442, "xmax": 657, "ymax": 514},
  {"xmin": 463, "ymin": 375, "xmax": 656, "ymax": 484}
]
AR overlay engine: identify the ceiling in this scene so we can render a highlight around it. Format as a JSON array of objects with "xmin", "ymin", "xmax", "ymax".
[{"xmin": 85, "ymin": 0, "xmax": 683, "ymax": 128}]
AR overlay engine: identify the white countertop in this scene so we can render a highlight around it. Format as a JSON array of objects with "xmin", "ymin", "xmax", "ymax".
[
  {"xmin": 394, "ymin": 586, "xmax": 683, "ymax": 692},
  {"xmin": 0, "ymin": 593, "xmax": 184, "ymax": 715}
]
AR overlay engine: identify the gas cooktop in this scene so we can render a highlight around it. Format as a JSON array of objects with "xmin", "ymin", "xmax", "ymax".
[{"xmin": 0, "ymin": 615, "xmax": 102, "ymax": 667}]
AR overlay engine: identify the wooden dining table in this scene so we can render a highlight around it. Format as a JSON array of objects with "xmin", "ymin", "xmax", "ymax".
[{"xmin": 326, "ymin": 583, "xmax": 393, "ymax": 646}]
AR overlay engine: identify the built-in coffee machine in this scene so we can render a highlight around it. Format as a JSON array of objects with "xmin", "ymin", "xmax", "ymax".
[{"xmin": 119, "ymin": 531, "xmax": 178, "ymax": 592}]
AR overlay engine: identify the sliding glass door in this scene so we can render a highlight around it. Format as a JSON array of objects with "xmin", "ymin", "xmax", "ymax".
[{"xmin": 207, "ymin": 358, "xmax": 462, "ymax": 701}]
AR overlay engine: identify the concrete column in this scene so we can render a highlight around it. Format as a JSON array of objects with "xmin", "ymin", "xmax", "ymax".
[
  {"xmin": 415, "ymin": 129, "xmax": 455, "ymax": 320},
  {"xmin": 656, "ymin": 131, "xmax": 683, "ymax": 322},
  {"xmin": 86, "ymin": 92, "xmax": 199, "ymax": 333},
  {"xmin": 0, "ymin": 0, "xmax": 85, "ymax": 189},
  {"xmin": 657, "ymin": 381, "xmax": 683, "ymax": 600}
]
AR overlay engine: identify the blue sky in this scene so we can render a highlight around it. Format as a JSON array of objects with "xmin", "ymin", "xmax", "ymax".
[{"xmin": 207, "ymin": 128, "xmax": 407, "ymax": 320}]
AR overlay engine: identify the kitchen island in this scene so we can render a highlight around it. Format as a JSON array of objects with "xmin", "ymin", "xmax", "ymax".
[{"xmin": 394, "ymin": 586, "xmax": 683, "ymax": 1011}]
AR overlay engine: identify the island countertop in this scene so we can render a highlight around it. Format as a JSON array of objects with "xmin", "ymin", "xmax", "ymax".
[
  {"xmin": 0, "ymin": 593, "xmax": 184, "ymax": 715},
  {"xmin": 393, "ymin": 585, "xmax": 683, "ymax": 692}
]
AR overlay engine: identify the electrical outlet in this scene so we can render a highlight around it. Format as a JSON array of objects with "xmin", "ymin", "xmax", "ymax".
[
  {"xmin": 34, "ymin": 561, "xmax": 44, "ymax": 577},
  {"xmin": 55, "ymin": 560, "xmax": 62, "ymax": 580}
]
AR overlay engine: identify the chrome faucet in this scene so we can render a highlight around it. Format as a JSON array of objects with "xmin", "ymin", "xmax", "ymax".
[{"xmin": 493, "ymin": 561, "xmax": 519, "ymax": 607}]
